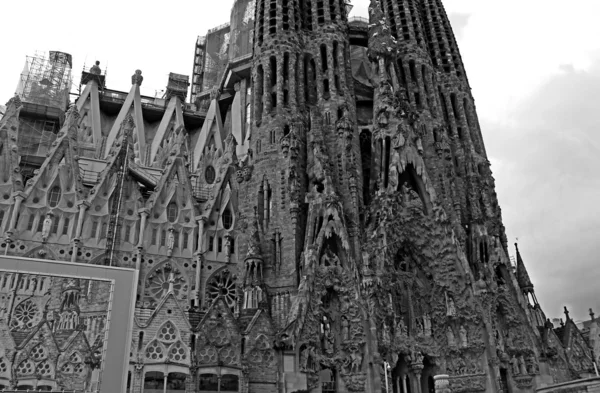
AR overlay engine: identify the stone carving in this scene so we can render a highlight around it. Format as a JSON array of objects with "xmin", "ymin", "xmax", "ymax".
[
  {"xmin": 166, "ymin": 228, "xmax": 175, "ymax": 256},
  {"xmin": 41, "ymin": 213, "xmax": 53, "ymax": 242},
  {"xmin": 460, "ymin": 325, "xmax": 468, "ymax": 348},
  {"xmin": 447, "ymin": 326, "xmax": 456, "ymax": 347},
  {"xmin": 446, "ymin": 293, "xmax": 457, "ymax": 316}
]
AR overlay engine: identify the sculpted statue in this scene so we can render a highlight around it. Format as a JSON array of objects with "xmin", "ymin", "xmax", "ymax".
[
  {"xmin": 167, "ymin": 230, "xmax": 175, "ymax": 253},
  {"xmin": 519, "ymin": 356, "xmax": 527, "ymax": 375},
  {"xmin": 320, "ymin": 246, "xmax": 340, "ymax": 267},
  {"xmin": 446, "ymin": 294, "xmax": 457, "ymax": 316},
  {"xmin": 382, "ymin": 321, "xmax": 391, "ymax": 343},
  {"xmin": 423, "ymin": 314, "xmax": 432, "ymax": 337},
  {"xmin": 342, "ymin": 317, "xmax": 350, "ymax": 341},
  {"xmin": 447, "ymin": 326, "xmax": 456, "ymax": 347},
  {"xmin": 350, "ymin": 350, "xmax": 363, "ymax": 373},
  {"xmin": 42, "ymin": 213, "xmax": 53, "ymax": 241},
  {"xmin": 459, "ymin": 325, "xmax": 468, "ymax": 348},
  {"xmin": 510, "ymin": 355, "xmax": 520, "ymax": 375}
]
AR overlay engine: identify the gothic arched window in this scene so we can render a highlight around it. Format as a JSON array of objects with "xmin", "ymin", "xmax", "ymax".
[
  {"xmin": 48, "ymin": 186, "xmax": 61, "ymax": 207},
  {"xmin": 167, "ymin": 203, "xmax": 178, "ymax": 223},
  {"xmin": 205, "ymin": 166, "xmax": 216, "ymax": 184},
  {"xmin": 222, "ymin": 209, "xmax": 233, "ymax": 229}
]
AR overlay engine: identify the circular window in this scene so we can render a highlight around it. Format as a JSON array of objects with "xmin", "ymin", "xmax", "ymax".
[
  {"xmin": 222, "ymin": 209, "xmax": 233, "ymax": 229},
  {"xmin": 205, "ymin": 166, "xmax": 216, "ymax": 184},
  {"xmin": 167, "ymin": 203, "xmax": 178, "ymax": 223},
  {"xmin": 48, "ymin": 186, "xmax": 61, "ymax": 207}
]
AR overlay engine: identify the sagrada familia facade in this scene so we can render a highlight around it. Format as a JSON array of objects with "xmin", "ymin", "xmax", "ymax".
[{"xmin": 0, "ymin": 0, "xmax": 598, "ymax": 392}]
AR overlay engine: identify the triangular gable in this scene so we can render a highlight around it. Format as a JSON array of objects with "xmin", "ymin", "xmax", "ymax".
[
  {"xmin": 244, "ymin": 309, "xmax": 275, "ymax": 337},
  {"xmin": 86, "ymin": 116, "xmax": 134, "ymax": 207},
  {"xmin": 149, "ymin": 96, "xmax": 185, "ymax": 165},
  {"xmin": 195, "ymin": 295, "xmax": 240, "ymax": 336},
  {"xmin": 75, "ymin": 81, "xmax": 102, "ymax": 150},
  {"xmin": 192, "ymin": 97, "xmax": 224, "ymax": 171},
  {"xmin": 201, "ymin": 134, "xmax": 237, "ymax": 219},
  {"xmin": 135, "ymin": 291, "xmax": 191, "ymax": 330},
  {"xmin": 144, "ymin": 131, "xmax": 196, "ymax": 213},
  {"xmin": 103, "ymin": 77, "xmax": 146, "ymax": 163},
  {"xmin": 59, "ymin": 329, "xmax": 92, "ymax": 353},
  {"xmin": 23, "ymin": 106, "xmax": 85, "ymax": 201},
  {"xmin": 0, "ymin": 95, "xmax": 25, "ymax": 191}
]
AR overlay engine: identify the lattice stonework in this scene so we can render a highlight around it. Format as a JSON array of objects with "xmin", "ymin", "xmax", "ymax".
[
  {"xmin": 36, "ymin": 361, "xmax": 53, "ymax": 377},
  {"xmin": 168, "ymin": 341, "xmax": 187, "ymax": 362},
  {"xmin": 30, "ymin": 344, "xmax": 48, "ymax": 361},
  {"xmin": 198, "ymin": 346, "xmax": 218, "ymax": 364},
  {"xmin": 145, "ymin": 340, "xmax": 166, "ymax": 361},
  {"xmin": 16, "ymin": 359, "xmax": 35, "ymax": 376},
  {"xmin": 158, "ymin": 322, "xmax": 178, "ymax": 342}
]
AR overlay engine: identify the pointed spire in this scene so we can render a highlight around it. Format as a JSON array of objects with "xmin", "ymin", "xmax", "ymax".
[
  {"xmin": 515, "ymin": 243, "xmax": 534, "ymax": 292},
  {"xmin": 564, "ymin": 306, "xmax": 570, "ymax": 321}
]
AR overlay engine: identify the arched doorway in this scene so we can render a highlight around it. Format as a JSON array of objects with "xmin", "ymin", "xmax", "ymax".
[
  {"xmin": 391, "ymin": 355, "xmax": 412, "ymax": 393},
  {"xmin": 420, "ymin": 357, "xmax": 437, "ymax": 393}
]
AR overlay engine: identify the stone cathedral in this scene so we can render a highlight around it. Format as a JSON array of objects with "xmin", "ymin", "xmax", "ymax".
[{"xmin": 0, "ymin": 0, "xmax": 598, "ymax": 392}]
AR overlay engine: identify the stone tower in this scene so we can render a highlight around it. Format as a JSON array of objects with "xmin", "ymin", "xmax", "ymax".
[{"xmin": 0, "ymin": 0, "xmax": 596, "ymax": 392}]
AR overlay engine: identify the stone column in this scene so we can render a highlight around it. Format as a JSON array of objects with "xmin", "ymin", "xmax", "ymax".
[
  {"xmin": 195, "ymin": 216, "xmax": 207, "ymax": 305},
  {"xmin": 6, "ymin": 191, "xmax": 26, "ymax": 238},
  {"xmin": 72, "ymin": 201, "xmax": 91, "ymax": 262},
  {"xmin": 163, "ymin": 373, "xmax": 168, "ymax": 393},
  {"xmin": 434, "ymin": 374, "xmax": 450, "ymax": 393}
]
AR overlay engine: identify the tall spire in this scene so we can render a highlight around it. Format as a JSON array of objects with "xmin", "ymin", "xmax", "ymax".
[{"xmin": 515, "ymin": 242, "xmax": 534, "ymax": 292}]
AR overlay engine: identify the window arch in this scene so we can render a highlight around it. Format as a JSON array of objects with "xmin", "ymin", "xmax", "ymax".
[
  {"xmin": 48, "ymin": 186, "xmax": 61, "ymax": 207},
  {"xmin": 205, "ymin": 166, "xmax": 216, "ymax": 184},
  {"xmin": 167, "ymin": 203, "xmax": 178, "ymax": 223},
  {"xmin": 222, "ymin": 209, "xmax": 233, "ymax": 229}
]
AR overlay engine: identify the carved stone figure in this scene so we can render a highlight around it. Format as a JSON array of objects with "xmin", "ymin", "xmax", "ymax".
[
  {"xmin": 519, "ymin": 356, "xmax": 528, "ymax": 375},
  {"xmin": 447, "ymin": 326, "xmax": 456, "ymax": 347},
  {"xmin": 459, "ymin": 325, "xmax": 468, "ymax": 348},
  {"xmin": 446, "ymin": 294, "xmax": 457, "ymax": 316},
  {"xmin": 423, "ymin": 314, "xmax": 432, "ymax": 337},
  {"xmin": 42, "ymin": 213, "xmax": 53, "ymax": 242},
  {"xmin": 511, "ymin": 355, "xmax": 520, "ymax": 375},
  {"xmin": 382, "ymin": 321, "xmax": 391, "ymax": 343},
  {"xmin": 342, "ymin": 317, "xmax": 350, "ymax": 341},
  {"xmin": 167, "ymin": 229, "xmax": 175, "ymax": 255}
]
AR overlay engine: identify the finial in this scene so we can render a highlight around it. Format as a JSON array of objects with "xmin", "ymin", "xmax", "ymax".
[
  {"xmin": 560, "ymin": 318, "xmax": 564, "ymax": 327},
  {"xmin": 590, "ymin": 308, "xmax": 595, "ymax": 321},
  {"xmin": 132, "ymin": 70, "xmax": 144, "ymax": 86},
  {"xmin": 564, "ymin": 306, "xmax": 570, "ymax": 320}
]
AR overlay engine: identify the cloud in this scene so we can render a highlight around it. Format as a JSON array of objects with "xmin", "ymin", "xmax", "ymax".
[
  {"xmin": 484, "ymin": 53, "xmax": 600, "ymax": 321},
  {"xmin": 448, "ymin": 13, "xmax": 471, "ymax": 40}
]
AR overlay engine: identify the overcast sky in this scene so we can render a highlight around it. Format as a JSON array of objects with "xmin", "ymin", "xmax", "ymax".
[{"xmin": 1, "ymin": 0, "xmax": 599, "ymax": 322}]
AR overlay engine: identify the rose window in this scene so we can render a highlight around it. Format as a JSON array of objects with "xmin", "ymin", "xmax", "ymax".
[
  {"xmin": 12, "ymin": 300, "xmax": 40, "ymax": 330},
  {"xmin": 0, "ymin": 357, "xmax": 7, "ymax": 373},
  {"xmin": 198, "ymin": 346, "xmax": 218, "ymax": 364},
  {"xmin": 16, "ymin": 359, "xmax": 35, "ymax": 376},
  {"xmin": 146, "ymin": 264, "xmax": 187, "ymax": 301},
  {"xmin": 60, "ymin": 363, "xmax": 73, "ymax": 374},
  {"xmin": 158, "ymin": 322, "xmax": 177, "ymax": 342},
  {"xmin": 145, "ymin": 340, "xmax": 165, "ymax": 361},
  {"xmin": 74, "ymin": 363, "xmax": 85, "ymax": 376},
  {"xmin": 168, "ymin": 341, "xmax": 187, "ymax": 362},
  {"xmin": 30, "ymin": 345, "xmax": 48, "ymax": 361},
  {"xmin": 69, "ymin": 352, "xmax": 83, "ymax": 363},
  {"xmin": 36, "ymin": 361, "xmax": 52, "ymax": 377},
  {"xmin": 206, "ymin": 270, "xmax": 237, "ymax": 312}
]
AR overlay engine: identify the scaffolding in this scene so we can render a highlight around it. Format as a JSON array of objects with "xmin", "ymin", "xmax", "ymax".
[{"xmin": 17, "ymin": 51, "xmax": 73, "ymax": 111}]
